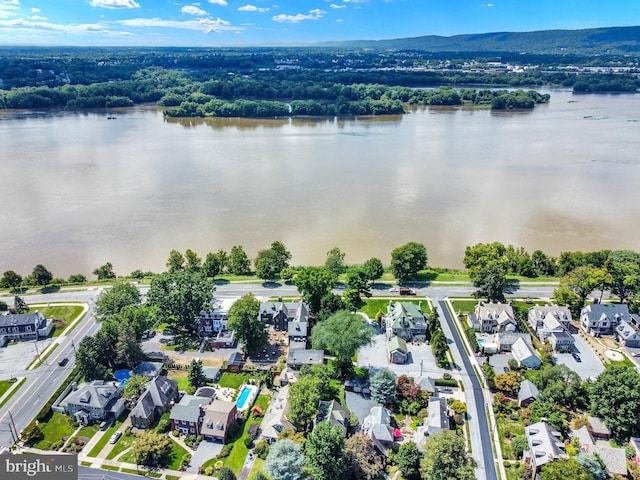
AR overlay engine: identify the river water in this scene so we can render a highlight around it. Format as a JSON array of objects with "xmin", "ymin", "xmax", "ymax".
[{"xmin": 1, "ymin": 89, "xmax": 639, "ymax": 278}]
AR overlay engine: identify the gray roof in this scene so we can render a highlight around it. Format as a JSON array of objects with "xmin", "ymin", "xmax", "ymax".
[
  {"xmin": 387, "ymin": 302, "xmax": 428, "ymax": 331},
  {"xmin": 581, "ymin": 303, "xmax": 630, "ymax": 322},
  {"xmin": 202, "ymin": 366, "xmax": 220, "ymax": 381},
  {"xmin": 549, "ymin": 331, "xmax": 574, "ymax": 342},
  {"xmin": 170, "ymin": 395, "xmax": 210, "ymax": 423},
  {"xmin": 130, "ymin": 376, "xmax": 178, "ymax": 420},
  {"xmin": 363, "ymin": 405, "xmax": 393, "ymax": 442},
  {"xmin": 288, "ymin": 321, "xmax": 308, "ymax": 337},
  {"xmin": 518, "ymin": 380, "xmax": 539, "ymax": 403},
  {"xmin": 475, "ymin": 302, "xmax": 515, "ymax": 323},
  {"xmin": 131, "ymin": 361, "xmax": 164, "ymax": 378},
  {"xmin": 426, "ymin": 397, "xmax": 449, "ymax": 432},
  {"xmin": 588, "ymin": 416, "xmax": 611, "ymax": 436},
  {"xmin": 571, "ymin": 426, "xmax": 594, "ymax": 447},
  {"xmin": 260, "ymin": 302, "xmax": 309, "ymax": 323},
  {"xmin": 616, "ymin": 320, "xmax": 640, "ymax": 340},
  {"xmin": 496, "ymin": 332, "xmax": 531, "ymax": 347},
  {"xmin": 287, "ymin": 349, "xmax": 324, "ymax": 366},
  {"xmin": 591, "ymin": 445, "xmax": 627, "ymax": 475},
  {"xmin": 528, "ymin": 305, "xmax": 572, "ymax": 328},
  {"xmin": 512, "ymin": 337, "xmax": 541, "ymax": 365},
  {"xmin": 525, "ymin": 420, "xmax": 567, "ymax": 467},
  {"xmin": 60, "ymin": 380, "xmax": 121, "ymax": 410},
  {"xmin": 417, "ymin": 376, "xmax": 436, "ymax": 394},
  {"xmin": 0, "ymin": 311, "xmax": 46, "ymax": 329}
]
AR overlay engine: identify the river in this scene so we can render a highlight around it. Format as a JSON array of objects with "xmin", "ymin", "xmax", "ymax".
[{"xmin": 1, "ymin": 89, "xmax": 639, "ymax": 278}]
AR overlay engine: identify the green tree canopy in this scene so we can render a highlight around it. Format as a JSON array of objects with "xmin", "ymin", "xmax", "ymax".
[
  {"xmin": 311, "ymin": 310, "xmax": 374, "ymax": 377},
  {"xmin": 305, "ymin": 420, "xmax": 346, "ymax": 480},
  {"xmin": 293, "ymin": 267, "xmax": 337, "ymax": 313},
  {"xmin": 362, "ymin": 257, "xmax": 384, "ymax": 282},
  {"xmin": 288, "ymin": 365, "xmax": 337, "ymax": 432},
  {"xmin": 188, "ymin": 359, "xmax": 207, "ymax": 390},
  {"xmin": 264, "ymin": 439, "xmax": 305, "ymax": 480},
  {"xmin": 325, "ymin": 247, "xmax": 347, "ymax": 275},
  {"xmin": 229, "ymin": 245, "xmax": 251, "ymax": 275},
  {"xmin": 184, "ymin": 249, "xmax": 201, "ymax": 271},
  {"xmin": 553, "ymin": 265, "xmax": 604, "ymax": 314},
  {"xmin": 420, "ymin": 430, "xmax": 475, "ymax": 480},
  {"xmin": 227, "ymin": 293, "xmax": 266, "ymax": 354},
  {"xmin": 540, "ymin": 458, "xmax": 590, "ymax": 480},
  {"xmin": 31, "ymin": 264, "xmax": 53, "ymax": 286},
  {"xmin": 131, "ymin": 430, "xmax": 172, "ymax": 467},
  {"xmin": 344, "ymin": 433, "xmax": 383, "ymax": 480},
  {"xmin": 393, "ymin": 441, "xmax": 422, "ymax": 480},
  {"xmin": 122, "ymin": 374, "xmax": 148, "ymax": 401},
  {"xmin": 96, "ymin": 279, "xmax": 141, "ymax": 318},
  {"xmin": 13, "ymin": 295, "xmax": 29, "ymax": 314},
  {"xmin": 0, "ymin": 270, "xmax": 22, "ymax": 290},
  {"xmin": 166, "ymin": 249, "xmax": 185, "ymax": 273},
  {"xmin": 93, "ymin": 262, "xmax": 116, "ymax": 280},
  {"xmin": 255, "ymin": 241, "xmax": 291, "ymax": 280},
  {"xmin": 202, "ymin": 249, "xmax": 227, "ymax": 278},
  {"xmin": 390, "ymin": 242, "xmax": 427, "ymax": 280},
  {"xmin": 472, "ymin": 259, "xmax": 507, "ymax": 302},
  {"xmin": 370, "ymin": 368, "xmax": 397, "ymax": 407}
]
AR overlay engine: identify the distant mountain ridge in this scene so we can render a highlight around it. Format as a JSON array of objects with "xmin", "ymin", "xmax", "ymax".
[{"xmin": 321, "ymin": 26, "xmax": 640, "ymax": 55}]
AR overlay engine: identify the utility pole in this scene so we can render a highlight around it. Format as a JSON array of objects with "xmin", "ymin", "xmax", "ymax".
[
  {"xmin": 8, "ymin": 410, "xmax": 19, "ymax": 443},
  {"xmin": 6, "ymin": 422, "xmax": 16, "ymax": 444},
  {"xmin": 71, "ymin": 339, "xmax": 77, "ymax": 356},
  {"xmin": 34, "ymin": 337, "xmax": 41, "ymax": 364}
]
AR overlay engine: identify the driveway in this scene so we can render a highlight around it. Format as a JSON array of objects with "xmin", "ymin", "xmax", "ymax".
[
  {"xmin": 357, "ymin": 333, "xmax": 446, "ymax": 378},
  {"xmin": 187, "ymin": 440, "xmax": 223, "ymax": 473},
  {"xmin": 553, "ymin": 334, "xmax": 605, "ymax": 380}
]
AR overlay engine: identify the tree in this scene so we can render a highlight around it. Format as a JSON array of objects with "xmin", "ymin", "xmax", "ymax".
[
  {"xmin": 575, "ymin": 454, "xmax": 607, "ymax": 480},
  {"xmin": 343, "ymin": 268, "xmax": 372, "ymax": 309},
  {"xmin": 316, "ymin": 293, "xmax": 346, "ymax": 322},
  {"xmin": 606, "ymin": 256, "xmax": 640, "ymax": 302},
  {"xmin": 325, "ymin": 247, "xmax": 347, "ymax": 275},
  {"xmin": 390, "ymin": 242, "xmax": 427, "ymax": 280},
  {"xmin": 294, "ymin": 267, "xmax": 337, "ymax": 313},
  {"xmin": 202, "ymin": 249, "xmax": 227, "ymax": 278},
  {"xmin": 188, "ymin": 359, "xmax": 207, "ymax": 390},
  {"xmin": 227, "ymin": 293, "xmax": 266, "ymax": 354},
  {"xmin": 13, "ymin": 295, "xmax": 29, "ymax": 314},
  {"xmin": 288, "ymin": 366, "xmax": 336, "ymax": 432},
  {"xmin": 185, "ymin": 249, "xmax": 201, "ymax": 271},
  {"xmin": 511, "ymin": 436, "xmax": 528, "ymax": 459},
  {"xmin": 472, "ymin": 259, "xmax": 507, "ymax": 302},
  {"xmin": 554, "ymin": 266, "xmax": 602, "ymax": 314},
  {"xmin": 305, "ymin": 421, "xmax": 345, "ymax": 480},
  {"xmin": 311, "ymin": 311, "xmax": 374, "ymax": 377},
  {"xmin": 131, "ymin": 430, "xmax": 172, "ymax": 467},
  {"xmin": 116, "ymin": 323, "xmax": 145, "ymax": 368},
  {"xmin": 96, "ymin": 279, "xmax": 141, "ymax": 318},
  {"xmin": 345, "ymin": 433, "xmax": 383, "ymax": 480},
  {"xmin": 589, "ymin": 365, "xmax": 640, "ymax": 441},
  {"xmin": 270, "ymin": 241, "xmax": 292, "ymax": 272},
  {"xmin": 31, "ymin": 264, "xmax": 52, "ymax": 286},
  {"xmin": 362, "ymin": 257, "xmax": 384, "ymax": 283},
  {"xmin": 420, "ymin": 430, "xmax": 475, "ymax": 480},
  {"xmin": 540, "ymin": 458, "xmax": 590, "ymax": 480},
  {"xmin": 76, "ymin": 335, "xmax": 110, "ymax": 381},
  {"xmin": 1, "ymin": 270, "xmax": 22, "ymax": 290},
  {"xmin": 93, "ymin": 262, "xmax": 116, "ymax": 280},
  {"xmin": 463, "ymin": 242, "xmax": 506, "ymax": 274},
  {"xmin": 255, "ymin": 242, "xmax": 291, "ymax": 280},
  {"xmin": 229, "ymin": 245, "xmax": 251, "ymax": 275},
  {"xmin": 264, "ymin": 439, "xmax": 305, "ymax": 480},
  {"xmin": 68, "ymin": 274, "xmax": 87, "ymax": 283},
  {"xmin": 21, "ymin": 423, "xmax": 43, "ymax": 445},
  {"xmin": 370, "ymin": 369, "xmax": 397, "ymax": 406},
  {"xmin": 494, "ymin": 371, "xmax": 520, "ymax": 395},
  {"xmin": 430, "ymin": 329, "xmax": 448, "ymax": 364},
  {"xmin": 217, "ymin": 467, "xmax": 236, "ymax": 480},
  {"xmin": 122, "ymin": 374, "xmax": 148, "ymax": 402},
  {"xmin": 532, "ymin": 250, "xmax": 557, "ymax": 276},
  {"xmin": 146, "ymin": 270, "xmax": 214, "ymax": 335},
  {"xmin": 166, "ymin": 249, "xmax": 185, "ymax": 273},
  {"xmin": 393, "ymin": 441, "xmax": 422, "ymax": 480}
]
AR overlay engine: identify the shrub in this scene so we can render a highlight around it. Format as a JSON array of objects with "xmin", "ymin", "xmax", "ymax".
[
  {"xmin": 243, "ymin": 436, "xmax": 254, "ymax": 449},
  {"xmin": 172, "ymin": 430, "xmax": 179, "ymax": 437},
  {"xmin": 254, "ymin": 440, "xmax": 269, "ymax": 460},
  {"xmin": 217, "ymin": 466, "xmax": 236, "ymax": 480},
  {"xmin": 157, "ymin": 417, "xmax": 171, "ymax": 433},
  {"xmin": 216, "ymin": 447, "xmax": 231, "ymax": 459},
  {"xmin": 443, "ymin": 372, "xmax": 452, "ymax": 380},
  {"xmin": 204, "ymin": 466, "xmax": 213, "ymax": 476},
  {"xmin": 181, "ymin": 453, "xmax": 191, "ymax": 466},
  {"xmin": 247, "ymin": 423, "xmax": 259, "ymax": 439},
  {"xmin": 417, "ymin": 408, "xmax": 429, "ymax": 418}
]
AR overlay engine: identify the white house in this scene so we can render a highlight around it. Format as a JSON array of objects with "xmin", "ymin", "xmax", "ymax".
[
  {"xmin": 511, "ymin": 337, "xmax": 542, "ymax": 369},
  {"xmin": 580, "ymin": 303, "xmax": 630, "ymax": 337},
  {"xmin": 468, "ymin": 302, "xmax": 517, "ymax": 333},
  {"xmin": 615, "ymin": 320, "xmax": 640, "ymax": 348}
]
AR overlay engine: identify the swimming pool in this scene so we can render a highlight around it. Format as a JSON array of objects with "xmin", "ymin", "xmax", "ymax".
[
  {"xmin": 236, "ymin": 384, "xmax": 259, "ymax": 412},
  {"xmin": 114, "ymin": 369, "xmax": 131, "ymax": 386}
]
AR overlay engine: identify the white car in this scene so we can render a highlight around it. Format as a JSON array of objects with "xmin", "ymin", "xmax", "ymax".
[
  {"xmin": 109, "ymin": 431, "xmax": 122, "ymax": 444},
  {"xmin": 389, "ymin": 287, "xmax": 398, "ymax": 292}
]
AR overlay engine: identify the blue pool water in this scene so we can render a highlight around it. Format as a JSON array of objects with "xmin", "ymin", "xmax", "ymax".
[
  {"xmin": 236, "ymin": 386, "xmax": 253, "ymax": 410},
  {"xmin": 477, "ymin": 338, "xmax": 485, "ymax": 346},
  {"xmin": 114, "ymin": 369, "xmax": 131, "ymax": 386}
]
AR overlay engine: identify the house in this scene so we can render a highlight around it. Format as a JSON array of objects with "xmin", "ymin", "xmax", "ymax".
[
  {"xmin": 261, "ymin": 385, "xmax": 295, "ymax": 443},
  {"xmin": 615, "ymin": 320, "xmax": 640, "ymax": 348},
  {"xmin": 169, "ymin": 395, "xmax": 211, "ymax": 435},
  {"xmin": 259, "ymin": 301, "xmax": 309, "ymax": 332},
  {"xmin": 547, "ymin": 331, "xmax": 575, "ymax": 351},
  {"xmin": 287, "ymin": 349, "xmax": 324, "ymax": 370},
  {"xmin": 131, "ymin": 361, "xmax": 164, "ymax": 378},
  {"xmin": 571, "ymin": 426, "xmax": 627, "ymax": 477},
  {"xmin": 315, "ymin": 400, "xmax": 349, "ymax": 436},
  {"xmin": 60, "ymin": 380, "xmax": 126, "ymax": 424},
  {"xmin": 468, "ymin": 302, "xmax": 517, "ymax": 334},
  {"xmin": 201, "ymin": 400, "xmax": 238, "ymax": 443},
  {"xmin": 528, "ymin": 305, "xmax": 572, "ymax": 340},
  {"xmin": 279, "ymin": 368, "xmax": 299, "ymax": 387},
  {"xmin": 417, "ymin": 376, "xmax": 437, "ymax": 395},
  {"xmin": 384, "ymin": 301, "xmax": 428, "ymax": 342},
  {"xmin": 518, "ymin": 380, "xmax": 539, "ymax": 407},
  {"xmin": 580, "ymin": 303, "xmax": 630, "ymax": 337},
  {"xmin": 198, "ymin": 298, "xmax": 234, "ymax": 335},
  {"xmin": 130, "ymin": 376, "xmax": 178, "ymax": 429},
  {"xmin": 524, "ymin": 419, "xmax": 567, "ymax": 475},
  {"xmin": 511, "ymin": 337, "xmax": 541, "ymax": 369},
  {"xmin": 202, "ymin": 366, "xmax": 221, "ymax": 383},
  {"xmin": 0, "ymin": 311, "xmax": 53, "ymax": 341},
  {"xmin": 415, "ymin": 397, "xmax": 449, "ymax": 451},
  {"xmin": 288, "ymin": 320, "xmax": 308, "ymax": 346},
  {"xmin": 362, "ymin": 405, "xmax": 395, "ymax": 456},
  {"xmin": 587, "ymin": 416, "xmax": 611, "ymax": 440},
  {"xmin": 211, "ymin": 329, "xmax": 236, "ymax": 349},
  {"xmin": 496, "ymin": 332, "xmax": 532, "ymax": 352},
  {"xmin": 388, "ymin": 336, "xmax": 409, "ymax": 364},
  {"xmin": 227, "ymin": 352, "xmax": 245, "ymax": 372}
]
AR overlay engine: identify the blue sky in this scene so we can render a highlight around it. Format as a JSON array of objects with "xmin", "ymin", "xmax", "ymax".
[{"xmin": 0, "ymin": 0, "xmax": 638, "ymax": 46}]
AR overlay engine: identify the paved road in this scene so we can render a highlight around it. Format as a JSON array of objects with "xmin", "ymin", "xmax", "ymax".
[{"xmin": 437, "ymin": 300, "xmax": 498, "ymax": 480}]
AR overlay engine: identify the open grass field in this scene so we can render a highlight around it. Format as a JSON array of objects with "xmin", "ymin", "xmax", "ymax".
[
  {"xmin": 30, "ymin": 304, "xmax": 85, "ymax": 337},
  {"xmin": 496, "ymin": 416, "xmax": 525, "ymax": 460},
  {"xmin": 166, "ymin": 369, "xmax": 190, "ymax": 391},
  {"xmin": 33, "ymin": 412, "xmax": 76, "ymax": 450},
  {"xmin": 218, "ymin": 372, "xmax": 256, "ymax": 390}
]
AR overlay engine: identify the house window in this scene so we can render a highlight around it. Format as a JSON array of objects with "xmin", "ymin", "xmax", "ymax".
[{"xmin": 190, "ymin": 428, "xmax": 195, "ymax": 433}]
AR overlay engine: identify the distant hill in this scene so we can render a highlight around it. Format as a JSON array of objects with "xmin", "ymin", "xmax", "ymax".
[{"xmin": 321, "ymin": 26, "xmax": 640, "ymax": 55}]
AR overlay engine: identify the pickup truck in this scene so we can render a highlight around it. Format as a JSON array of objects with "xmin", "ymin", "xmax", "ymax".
[{"xmin": 399, "ymin": 287, "xmax": 416, "ymax": 295}]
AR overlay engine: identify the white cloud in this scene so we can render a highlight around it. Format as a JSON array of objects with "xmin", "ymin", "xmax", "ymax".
[
  {"xmin": 0, "ymin": 0, "xmax": 19, "ymax": 18},
  {"xmin": 330, "ymin": 4, "xmax": 345, "ymax": 8},
  {"xmin": 89, "ymin": 0, "xmax": 140, "ymax": 9},
  {"xmin": 238, "ymin": 4, "xmax": 269, "ymax": 12},
  {"xmin": 181, "ymin": 5, "xmax": 208, "ymax": 16},
  {"xmin": 208, "ymin": 0, "xmax": 228, "ymax": 5},
  {"xmin": 30, "ymin": 15, "xmax": 47, "ymax": 20},
  {"xmin": 31, "ymin": 7, "xmax": 40, "ymax": 13},
  {"xmin": 0, "ymin": 18, "xmax": 109, "ymax": 33},
  {"xmin": 118, "ymin": 16, "xmax": 236, "ymax": 33},
  {"xmin": 481, "ymin": 3, "xmax": 494, "ymax": 6},
  {"xmin": 273, "ymin": 8, "xmax": 326, "ymax": 23}
]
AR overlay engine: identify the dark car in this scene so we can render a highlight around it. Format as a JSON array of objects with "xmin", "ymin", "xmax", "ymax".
[
  {"xmin": 572, "ymin": 352, "xmax": 582, "ymax": 362},
  {"xmin": 58, "ymin": 357, "xmax": 69, "ymax": 367}
]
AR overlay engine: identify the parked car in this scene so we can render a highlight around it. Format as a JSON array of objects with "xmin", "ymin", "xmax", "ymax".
[
  {"xmin": 399, "ymin": 287, "xmax": 416, "ymax": 296},
  {"xmin": 99, "ymin": 421, "xmax": 109, "ymax": 431},
  {"xmin": 58, "ymin": 357, "xmax": 69, "ymax": 367},
  {"xmin": 438, "ymin": 387, "xmax": 453, "ymax": 394},
  {"xmin": 109, "ymin": 431, "xmax": 122, "ymax": 444},
  {"xmin": 572, "ymin": 352, "xmax": 582, "ymax": 362}
]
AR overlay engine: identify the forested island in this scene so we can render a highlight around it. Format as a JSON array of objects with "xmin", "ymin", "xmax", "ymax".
[{"xmin": 0, "ymin": 46, "xmax": 637, "ymax": 118}]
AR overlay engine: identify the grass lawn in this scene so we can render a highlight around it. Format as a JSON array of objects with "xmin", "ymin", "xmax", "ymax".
[
  {"xmin": 106, "ymin": 432, "xmax": 135, "ymax": 460},
  {"xmin": 166, "ymin": 369, "xmax": 190, "ymax": 391},
  {"xmin": 165, "ymin": 438, "xmax": 190, "ymax": 471},
  {"xmin": 359, "ymin": 298, "xmax": 431, "ymax": 320},
  {"xmin": 248, "ymin": 458, "xmax": 266, "ymax": 480},
  {"xmin": 450, "ymin": 300, "xmax": 479, "ymax": 316},
  {"xmin": 496, "ymin": 416, "xmax": 525, "ymax": 460},
  {"xmin": 254, "ymin": 394, "xmax": 271, "ymax": 412},
  {"xmin": 166, "ymin": 476, "xmax": 181, "ymax": 480},
  {"xmin": 30, "ymin": 304, "xmax": 85, "ymax": 337},
  {"xmin": 0, "ymin": 379, "xmax": 17, "ymax": 398},
  {"xmin": 0, "ymin": 378, "xmax": 25, "ymax": 409},
  {"xmin": 218, "ymin": 373, "xmax": 256, "ymax": 390},
  {"xmin": 379, "ymin": 268, "xmax": 471, "ymax": 283},
  {"xmin": 80, "ymin": 461, "xmax": 92, "ymax": 466},
  {"xmin": 504, "ymin": 461, "xmax": 526, "ymax": 480},
  {"xmin": 33, "ymin": 412, "xmax": 76, "ymax": 450},
  {"xmin": 605, "ymin": 356, "xmax": 637, "ymax": 370},
  {"xmin": 101, "ymin": 465, "xmax": 120, "ymax": 471},
  {"xmin": 87, "ymin": 418, "xmax": 126, "ymax": 457}
]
